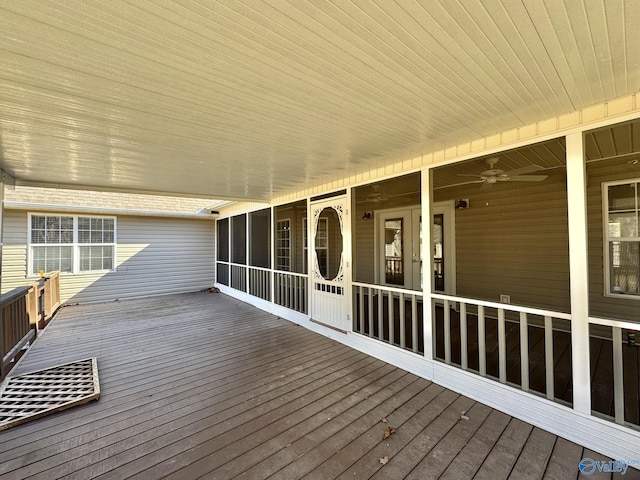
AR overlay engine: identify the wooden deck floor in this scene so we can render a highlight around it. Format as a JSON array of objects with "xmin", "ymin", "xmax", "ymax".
[{"xmin": 0, "ymin": 292, "xmax": 637, "ymax": 480}]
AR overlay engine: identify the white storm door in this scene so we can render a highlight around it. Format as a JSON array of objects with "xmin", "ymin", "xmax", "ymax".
[{"xmin": 310, "ymin": 196, "xmax": 350, "ymax": 331}]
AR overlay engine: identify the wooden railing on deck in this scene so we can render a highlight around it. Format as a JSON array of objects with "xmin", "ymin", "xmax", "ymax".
[
  {"xmin": 0, "ymin": 271, "xmax": 61, "ymax": 380},
  {"xmin": 1, "ymin": 285, "xmax": 38, "ymax": 380},
  {"xmin": 42, "ymin": 271, "xmax": 61, "ymax": 320}
]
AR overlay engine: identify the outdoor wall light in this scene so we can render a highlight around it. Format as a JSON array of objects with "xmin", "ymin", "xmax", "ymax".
[
  {"xmin": 455, "ymin": 199, "xmax": 469, "ymax": 209},
  {"xmin": 362, "ymin": 211, "xmax": 373, "ymax": 220}
]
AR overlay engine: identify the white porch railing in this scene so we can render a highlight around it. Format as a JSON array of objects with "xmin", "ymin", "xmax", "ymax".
[
  {"xmin": 589, "ymin": 317, "xmax": 640, "ymax": 428},
  {"xmin": 274, "ymin": 271, "xmax": 307, "ymax": 314},
  {"xmin": 432, "ymin": 293, "xmax": 573, "ymax": 405},
  {"xmin": 216, "ymin": 262, "xmax": 229, "ymax": 286},
  {"xmin": 352, "ymin": 282, "xmax": 423, "ymax": 354},
  {"xmin": 230, "ymin": 264, "xmax": 246, "ymax": 292},
  {"xmin": 248, "ymin": 266, "xmax": 271, "ymax": 301}
]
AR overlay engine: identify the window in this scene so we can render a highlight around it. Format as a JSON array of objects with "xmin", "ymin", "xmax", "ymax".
[
  {"xmin": 604, "ymin": 180, "xmax": 640, "ymax": 297},
  {"xmin": 276, "ymin": 219, "xmax": 291, "ymax": 271},
  {"xmin": 29, "ymin": 214, "xmax": 116, "ymax": 275}
]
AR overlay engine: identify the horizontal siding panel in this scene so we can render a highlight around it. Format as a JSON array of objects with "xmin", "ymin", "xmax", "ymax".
[
  {"xmin": 436, "ymin": 168, "xmax": 570, "ymax": 313},
  {"xmin": 1, "ymin": 212, "xmax": 216, "ymax": 305},
  {"xmin": 1, "ymin": 211, "xmax": 30, "ymax": 294}
]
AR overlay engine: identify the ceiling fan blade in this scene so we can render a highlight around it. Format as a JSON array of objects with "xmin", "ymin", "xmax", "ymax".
[
  {"xmin": 507, "ymin": 174, "xmax": 548, "ymax": 182},
  {"xmin": 457, "ymin": 173, "xmax": 482, "ymax": 178},
  {"xmin": 504, "ymin": 164, "xmax": 543, "ymax": 176}
]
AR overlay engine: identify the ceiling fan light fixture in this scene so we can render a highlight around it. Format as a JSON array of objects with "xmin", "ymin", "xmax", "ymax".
[{"xmin": 457, "ymin": 158, "xmax": 548, "ymax": 187}]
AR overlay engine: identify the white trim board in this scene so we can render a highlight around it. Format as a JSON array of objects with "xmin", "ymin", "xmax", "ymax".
[{"xmin": 215, "ymin": 286, "xmax": 640, "ymax": 466}]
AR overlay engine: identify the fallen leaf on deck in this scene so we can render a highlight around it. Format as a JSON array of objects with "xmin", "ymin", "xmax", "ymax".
[
  {"xmin": 383, "ymin": 426, "xmax": 397, "ymax": 439},
  {"xmin": 381, "ymin": 417, "xmax": 387, "ymax": 423},
  {"xmin": 379, "ymin": 456, "xmax": 389, "ymax": 465},
  {"xmin": 460, "ymin": 410, "xmax": 469, "ymax": 420}
]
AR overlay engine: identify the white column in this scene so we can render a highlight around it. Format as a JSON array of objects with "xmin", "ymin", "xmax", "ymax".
[
  {"xmin": 345, "ymin": 188, "xmax": 353, "ymax": 331},
  {"xmin": 0, "ymin": 171, "xmax": 4, "ymax": 293},
  {"xmin": 566, "ymin": 132, "xmax": 591, "ymax": 414},
  {"xmin": 421, "ymin": 167, "xmax": 434, "ymax": 361},
  {"xmin": 270, "ymin": 206, "xmax": 275, "ymax": 304}
]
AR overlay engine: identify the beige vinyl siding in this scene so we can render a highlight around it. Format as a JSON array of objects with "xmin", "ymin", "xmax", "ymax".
[
  {"xmin": 587, "ymin": 158, "xmax": 640, "ymax": 322},
  {"xmin": 352, "ymin": 204, "xmax": 376, "ymax": 283},
  {"xmin": 2, "ymin": 211, "xmax": 29, "ymax": 282},
  {"xmin": 434, "ymin": 167, "xmax": 571, "ymax": 313},
  {"xmin": 1, "ymin": 211, "xmax": 215, "ymax": 304}
]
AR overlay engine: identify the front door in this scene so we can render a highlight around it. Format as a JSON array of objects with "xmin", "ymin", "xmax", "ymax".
[
  {"xmin": 377, "ymin": 206, "xmax": 422, "ymax": 290},
  {"xmin": 310, "ymin": 196, "xmax": 350, "ymax": 331}
]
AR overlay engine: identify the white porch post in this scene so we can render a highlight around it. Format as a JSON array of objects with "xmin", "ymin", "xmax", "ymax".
[
  {"xmin": 566, "ymin": 132, "xmax": 591, "ymax": 414},
  {"xmin": 0, "ymin": 171, "xmax": 5, "ymax": 293},
  {"xmin": 422, "ymin": 167, "xmax": 434, "ymax": 361},
  {"xmin": 0, "ymin": 170, "xmax": 5, "ymax": 292},
  {"xmin": 270, "ymin": 206, "xmax": 275, "ymax": 304}
]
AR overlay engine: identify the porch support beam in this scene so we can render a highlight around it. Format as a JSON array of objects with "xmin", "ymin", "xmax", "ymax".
[
  {"xmin": 0, "ymin": 170, "xmax": 4, "ymax": 293},
  {"xmin": 422, "ymin": 168, "xmax": 434, "ymax": 362},
  {"xmin": 566, "ymin": 132, "xmax": 591, "ymax": 415}
]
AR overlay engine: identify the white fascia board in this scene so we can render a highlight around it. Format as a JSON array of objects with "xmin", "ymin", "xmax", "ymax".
[{"xmin": 4, "ymin": 201, "xmax": 218, "ymax": 220}]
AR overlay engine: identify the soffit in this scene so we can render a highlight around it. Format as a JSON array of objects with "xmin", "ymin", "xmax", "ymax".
[{"xmin": 0, "ymin": 1, "xmax": 638, "ymax": 201}]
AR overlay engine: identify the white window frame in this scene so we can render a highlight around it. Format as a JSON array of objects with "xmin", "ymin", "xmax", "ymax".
[
  {"xmin": 28, "ymin": 213, "xmax": 117, "ymax": 276},
  {"xmin": 276, "ymin": 218, "xmax": 291, "ymax": 271},
  {"xmin": 602, "ymin": 179, "xmax": 640, "ymax": 299}
]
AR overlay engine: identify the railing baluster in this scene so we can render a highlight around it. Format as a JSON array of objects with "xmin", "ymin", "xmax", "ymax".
[
  {"xmin": 377, "ymin": 288, "xmax": 383, "ymax": 341},
  {"xmin": 358, "ymin": 286, "xmax": 364, "ymax": 334},
  {"xmin": 498, "ymin": 308, "xmax": 506, "ymax": 383},
  {"xmin": 388, "ymin": 291, "xmax": 394, "ymax": 345},
  {"xmin": 399, "ymin": 292, "xmax": 406, "ymax": 349},
  {"xmin": 286, "ymin": 274, "xmax": 290, "ymax": 309},
  {"xmin": 367, "ymin": 287, "xmax": 374, "ymax": 337},
  {"xmin": 478, "ymin": 305, "xmax": 486, "ymax": 376},
  {"xmin": 612, "ymin": 326, "xmax": 625, "ymax": 425},
  {"xmin": 544, "ymin": 316, "xmax": 555, "ymax": 400},
  {"xmin": 460, "ymin": 302, "xmax": 467, "ymax": 370},
  {"xmin": 411, "ymin": 295, "xmax": 418, "ymax": 353},
  {"xmin": 520, "ymin": 312, "xmax": 529, "ymax": 391},
  {"xmin": 444, "ymin": 299, "xmax": 451, "ymax": 364}
]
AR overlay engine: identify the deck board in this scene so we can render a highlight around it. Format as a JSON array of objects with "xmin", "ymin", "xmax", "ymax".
[{"xmin": 0, "ymin": 292, "xmax": 637, "ymax": 480}]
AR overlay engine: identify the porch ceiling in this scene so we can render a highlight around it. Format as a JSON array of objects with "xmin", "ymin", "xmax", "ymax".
[{"xmin": 0, "ymin": 1, "xmax": 639, "ymax": 201}]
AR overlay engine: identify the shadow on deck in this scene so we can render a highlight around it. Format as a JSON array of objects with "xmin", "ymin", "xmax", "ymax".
[{"xmin": 0, "ymin": 292, "xmax": 637, "ymax": 480}]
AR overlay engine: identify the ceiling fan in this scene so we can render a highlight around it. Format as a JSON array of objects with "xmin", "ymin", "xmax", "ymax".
[
  {"xmin": 357, "ymin": 184, "xmax": 420, "ymax": 204},
  {"xmin": 363, "ymin": 185, "xmax": 387, "ymax": 203},
  {"xmin": 457, "ymin": 157, "xmax": 548, "ymax": 187}
]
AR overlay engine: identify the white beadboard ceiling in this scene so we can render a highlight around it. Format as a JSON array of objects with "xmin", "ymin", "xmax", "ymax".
[{"xmin": 0, "ymin": 0, "xmax": 639, "ymax": 201}]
